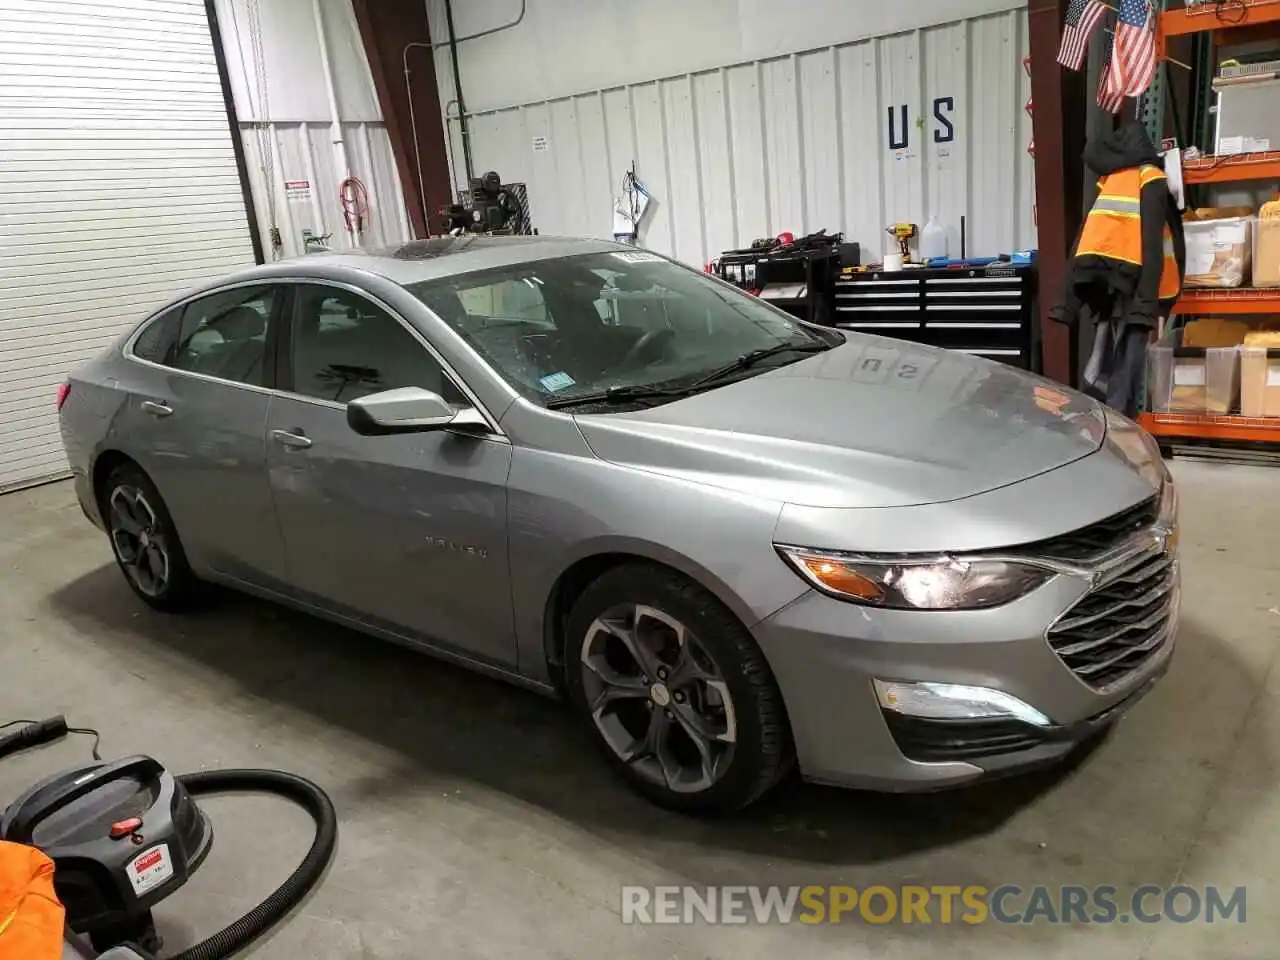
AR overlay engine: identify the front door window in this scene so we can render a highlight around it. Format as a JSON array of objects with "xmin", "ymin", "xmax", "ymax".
[{"xmin": 289, "ymin": 286, "xmax": 457, "ymax": 403}]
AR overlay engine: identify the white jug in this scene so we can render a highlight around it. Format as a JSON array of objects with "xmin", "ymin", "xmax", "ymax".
[{"xmin": 920, "ymin": 216, "xmax": 948, "ymax": 261}]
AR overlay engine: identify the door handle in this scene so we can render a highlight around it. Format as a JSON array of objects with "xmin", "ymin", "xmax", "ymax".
[
  {"xmin": 140, "ymin": 400, "xmax": 173, "ymax": 418},
  {"xmin": 271, "ymin": 429, "xmax": 313, "ymax": 450}
]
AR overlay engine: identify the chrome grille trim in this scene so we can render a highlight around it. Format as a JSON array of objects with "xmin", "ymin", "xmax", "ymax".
[
  {"xmin": 1055, "ymin": 592, "xmax": 1176, "ymax": 657},
  {"xmin": 1074, "ymin": 619, "xmax": 1174, "ymax": 677},
  {"xmin": 1045, "ymin": 526, "xmax": 1178, "ymax": 691},
  {"xmin": 1054, "ymin": 575, "xmax": 1176, "ymax": 638},
  {"xmin": 1096, "ymin": 544, "xmax": 1171, "ymax": 586}
]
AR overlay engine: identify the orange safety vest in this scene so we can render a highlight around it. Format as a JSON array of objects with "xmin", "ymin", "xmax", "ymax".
[
  {"xmin": 1077, "ymin": 164, "xmax": 1181, "ymax": 302},
  {"xmin": 0, "ymin": 842, "xmax": 63, "ymax": 960}
]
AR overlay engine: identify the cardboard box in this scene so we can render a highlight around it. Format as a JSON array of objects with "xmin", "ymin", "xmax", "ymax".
[
  {"xmin": 1241, "ymin": 347, "xmax": 1280, "ymax": 417},
  {"xmin": 1182, "ymin": 318, "xmax": 1250, "ymax": 348},
  {"xmin": 1254, "ymin": 199, "xmax": 1280, "ymax": 288},
  {"xmin": 1244, "ymin": 330, "xmax": 1280, "ymax": 349},
  {"xmin": 1186, "ymin": 206, "xmax": 1254, "ymax": 221},
  {"xmin": 1184, "ymin": 217, "xmax": 1254, "ymax": 288}
]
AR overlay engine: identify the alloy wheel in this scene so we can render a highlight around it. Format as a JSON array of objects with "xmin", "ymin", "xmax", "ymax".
[
  {"xmin": 108, "ymin": 485, "xmax": 170, "ymax": 598},
  {"xmin": 580, "ymin": 603, "xmax": 738, "ymax": 793}
]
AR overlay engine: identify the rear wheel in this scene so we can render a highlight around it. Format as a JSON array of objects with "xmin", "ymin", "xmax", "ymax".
[
  {"xmin": 565, "ymin": 564, "xmax": 793, "ymax": 814},
  {"xmin": 103, "ymin": 464, "xmax": 200, "ymax": 611}
]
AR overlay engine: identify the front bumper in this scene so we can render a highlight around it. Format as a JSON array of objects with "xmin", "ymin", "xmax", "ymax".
[{"xmin": 754, "ymin": 550, "xmax": 1179, "ymax": 791}]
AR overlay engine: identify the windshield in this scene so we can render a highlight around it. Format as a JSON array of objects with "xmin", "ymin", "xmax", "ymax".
[{"xmin": 404, "ymin": 251, "xmax": 837, "ymax": 407}]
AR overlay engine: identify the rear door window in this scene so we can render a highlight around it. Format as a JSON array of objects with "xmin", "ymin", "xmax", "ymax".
[{"xmin": 162, "ymin": 286, "xmax": 278, "ymax": 387}]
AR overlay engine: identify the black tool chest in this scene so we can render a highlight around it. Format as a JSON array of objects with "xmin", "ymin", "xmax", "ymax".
[
  {"xmin": 833, "ymin": 265, "xmax": 1038, "ymax": 369},
  {"xmin": 715, "ymin": 246, "xmax": 841, "ymax": 326}
]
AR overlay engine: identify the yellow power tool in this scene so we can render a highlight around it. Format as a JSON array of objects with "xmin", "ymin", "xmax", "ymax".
[{"xmin": 886, "ymin": 222, "xmax": 917, "ymax": 261}]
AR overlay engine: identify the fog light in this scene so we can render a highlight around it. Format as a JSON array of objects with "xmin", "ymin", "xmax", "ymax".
[{"xmin": 873, "ymin": 679, "xmax": 1052, "ymax": 726}]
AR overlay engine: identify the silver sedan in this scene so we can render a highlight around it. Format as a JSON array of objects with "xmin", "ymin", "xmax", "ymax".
[{"xmin": 58, "ymin": 236, "xmax": 1179, "ymax": 813}]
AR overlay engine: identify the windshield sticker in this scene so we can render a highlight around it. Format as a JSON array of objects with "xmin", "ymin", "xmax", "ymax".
[
  {"xmin": 612, "ymin": 251, "xmax": 663, "ymax": 263},
  {"xmin": 539, "ymin": 371, "xmax": 576, "ymax": 392}
]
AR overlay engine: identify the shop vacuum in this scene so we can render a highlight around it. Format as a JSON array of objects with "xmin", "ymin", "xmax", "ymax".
[{"xmin": 0, "ymin": 715, "xmax": 337, "ymax": 959}]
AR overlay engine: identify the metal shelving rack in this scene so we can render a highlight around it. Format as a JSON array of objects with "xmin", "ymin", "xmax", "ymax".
[
  {"xmin": 1171, "ymin": 288, "xmax": 1280, "ymax": 315},
  {"xmin": 1138, "ymin": 0, "xmax": 1280, "ymax": 447},
  {"xmin": 1182, "ymin": 149, "xmax": 1280, "ymax": 185}
]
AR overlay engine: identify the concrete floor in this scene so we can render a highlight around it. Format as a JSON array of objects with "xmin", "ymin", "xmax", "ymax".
[{"xmin": 1, "ymin": 461, "xmax": 1278, "ymax": 959}]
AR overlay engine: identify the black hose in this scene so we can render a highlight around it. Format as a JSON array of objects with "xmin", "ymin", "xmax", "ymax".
[{"xmin": 167, "ymin": 770, "xmax": 337, "ymax": 960}]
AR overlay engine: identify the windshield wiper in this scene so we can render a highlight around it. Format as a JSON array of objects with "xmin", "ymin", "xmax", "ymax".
[
  {"xmin": 545, "ymin": 340, "xmax": 834, "ymax": 411},
  {"xmin": 688, "ymin": 341, "xmax": 832, "ymax": 388},
  {"xmin": 544, "ymin": 384, "xmax": 694, "ymax": 411}
]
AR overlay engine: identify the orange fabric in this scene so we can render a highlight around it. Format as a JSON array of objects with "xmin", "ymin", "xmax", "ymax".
[
  {"xmin": 0, "ymin": 841, "xmax": 64, "ymax": 960},
  {"xmin": 1079, "ymin": 204, "xmax": 1142, "ymax": 264},
  {"xmin": 1137, "ymin": 164, "xmax": 1166, "ymax": 188},
  {"xmin": 1145, "ymin": 161, "xmax": 1180, "ymax": 300},
  {"xmin": 1079, "ymin": 167, "xmax": 1149, "ymax": 264},
  {"xmin": 1080, "ymin": 164, "xmax": 1180, "ymax": 301}
]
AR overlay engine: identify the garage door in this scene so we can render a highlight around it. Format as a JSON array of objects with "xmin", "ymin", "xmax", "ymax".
[{"xmin": 0, "ymin": 0, "xmax": 257, "ymax": 492}]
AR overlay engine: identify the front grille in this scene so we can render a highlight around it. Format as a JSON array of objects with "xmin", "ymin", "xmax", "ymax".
[
  {"xmin": 1031, "ymin": 496, "xmax": 1161, "ymax": 561},
  {"xmin": 1047, "ymin": 548, "xmax": 1176, "ymax": 690}
]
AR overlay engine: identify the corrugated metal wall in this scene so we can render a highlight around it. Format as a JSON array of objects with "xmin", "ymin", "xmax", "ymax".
[
  {"xmin": 451, "ymin": 7, "xmax": 1034, "ymax": 267},
  {"xmin": 239, "ymin": 121, "xmax": 411, "ymax": 260},
  {"xmin": 214, "ymin": 0, "xmax": 413, "ymax": 259}
]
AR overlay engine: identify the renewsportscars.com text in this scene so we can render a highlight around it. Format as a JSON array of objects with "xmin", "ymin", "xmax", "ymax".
[{"xmin": 621, "ymin": 884, "xmax": 1247, "ymax": 926}]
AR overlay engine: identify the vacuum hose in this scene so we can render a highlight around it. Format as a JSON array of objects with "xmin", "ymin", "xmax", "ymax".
[{"xmin": 167, "ymin": 770, "xmax": 338, "ymax": 960}]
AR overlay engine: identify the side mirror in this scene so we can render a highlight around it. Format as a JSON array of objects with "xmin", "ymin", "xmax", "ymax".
[{"xmin": 346, "ymin": 387, "xmax": 488, "ymax": 436}]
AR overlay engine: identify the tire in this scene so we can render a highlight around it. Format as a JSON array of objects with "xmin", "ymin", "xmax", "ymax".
[
  {"xmin": 564, "ymin": 563, "xmax": 794, "ymax": 814},
  {"xmin": 102, "ymin": 463, "xmax": 201, "ymax": 611}
]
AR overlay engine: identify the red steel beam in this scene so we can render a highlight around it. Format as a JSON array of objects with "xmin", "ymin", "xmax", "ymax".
[
  {"xmin": 1027, "ymin": 0, "xmax": 1088, "ymax": 386},
  {"xmin": 352, "ymin": 0, "xmax": 451, "ymax": 238}
]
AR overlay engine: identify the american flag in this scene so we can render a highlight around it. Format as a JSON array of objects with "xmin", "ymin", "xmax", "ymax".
[
  {"xmin": 1112, "ymin": 0, "xmax": 1158, "ymax": 97},
  {"xmin": 1057, "ymin": 0, "xmax": 1108, "ymax": 71},
  {"xmin": 1098, "ymin": 35, "xmax": 1126, "ymax": 113}
]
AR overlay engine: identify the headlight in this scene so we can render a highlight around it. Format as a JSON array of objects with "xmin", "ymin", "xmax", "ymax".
[
  {"xmin": 1103, "ymin": 407, "xmax": 1168, "ymax": 490},
  {"xmin": 775, "ymin": 546, "xmax": 1053, "ymax": 610}
]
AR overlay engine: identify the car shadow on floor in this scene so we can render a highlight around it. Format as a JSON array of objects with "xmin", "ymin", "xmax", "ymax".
[{"xmin": 44, "ymin": 563, "xmax": 1248, "ymax": 878}]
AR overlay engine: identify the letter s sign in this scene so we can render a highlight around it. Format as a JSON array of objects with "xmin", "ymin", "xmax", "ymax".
[{"xmin": 933, "ymin": 97, "xmax": 956, "ymax": 143}]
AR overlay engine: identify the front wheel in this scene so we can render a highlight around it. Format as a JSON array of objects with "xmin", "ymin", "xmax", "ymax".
[
  {"xmin": 565, "ymin": 564, "xmax": 794, "ymax": 814},
  {"xmin": 103, "ymin": 464, "xmax": 200, "ymax": 611}
]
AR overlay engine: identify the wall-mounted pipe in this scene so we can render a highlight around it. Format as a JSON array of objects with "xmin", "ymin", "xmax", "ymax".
[
  {"xmin": 402, "ymin": 0, "xmax": 527, "ymax": 224},
  {"xmin": 425, "ymin": 0, "xmax": 527, "ymax": 50},
  {"xmin": 443, "ymin": 99, "xmax": 461, "ymax": 203},
  {"xmin": 312, "ymin": 0, "xmax": 350, "ymax": 243},
  {"xmin": 443, "ymin": 0, "xmax": 473, "ymax": 185}
]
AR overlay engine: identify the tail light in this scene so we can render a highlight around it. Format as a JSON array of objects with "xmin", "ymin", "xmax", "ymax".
[{"xmin": 56, "ymin": 382, "xmax": 71, "ymax": 411}]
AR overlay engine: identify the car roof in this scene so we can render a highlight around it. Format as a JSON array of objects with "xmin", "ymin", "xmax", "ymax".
[{"xmin": 217, "ymin": 235, "xmax": 636, "ymax": 288}]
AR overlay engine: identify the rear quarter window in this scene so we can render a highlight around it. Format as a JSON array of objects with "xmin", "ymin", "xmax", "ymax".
[{"xmin": 131, "ymin": 309, "xmax": 179, "ymax": 362}]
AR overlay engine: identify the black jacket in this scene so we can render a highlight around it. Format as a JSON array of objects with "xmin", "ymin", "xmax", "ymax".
[{"xmin": 1055, "ymin": 123, "xmax": 1187, "ymax": 330}]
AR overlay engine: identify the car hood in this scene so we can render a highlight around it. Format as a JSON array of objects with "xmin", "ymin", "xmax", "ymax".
[{"xmin": 573, "ymin": 337, "xmax": 1107, "ymax": 509}]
